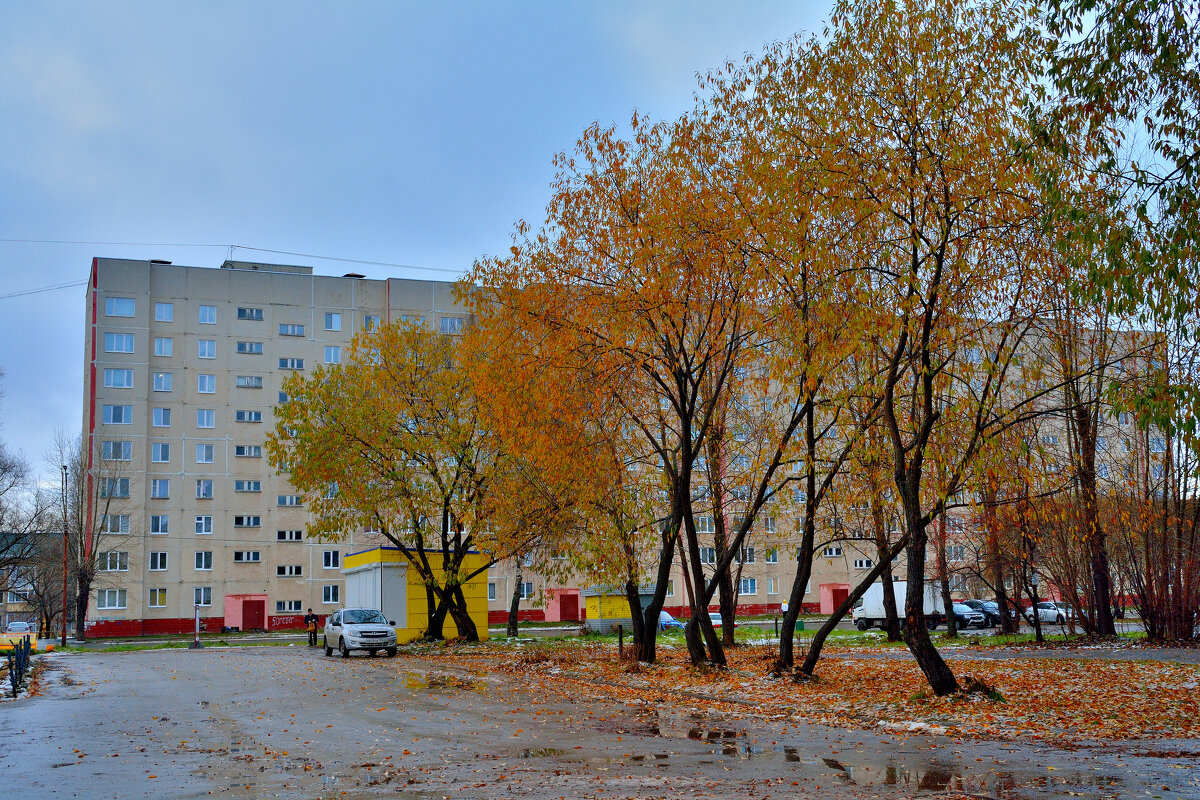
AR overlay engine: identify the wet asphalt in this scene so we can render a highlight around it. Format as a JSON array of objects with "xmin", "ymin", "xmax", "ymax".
[{"xmin": 1, "ymin": 646, "xmax": 1197, "ymax": 799}]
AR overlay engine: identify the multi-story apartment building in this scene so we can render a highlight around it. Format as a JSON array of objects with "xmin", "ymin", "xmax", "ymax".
[{"xmin": 83, "ymin": 258, "xmax": 469, "ymax": 636}]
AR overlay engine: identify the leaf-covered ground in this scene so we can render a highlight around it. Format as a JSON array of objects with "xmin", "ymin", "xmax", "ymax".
[{"xmin": 417, "ymin": 638, "xmax": 1200, "ymax": 745}]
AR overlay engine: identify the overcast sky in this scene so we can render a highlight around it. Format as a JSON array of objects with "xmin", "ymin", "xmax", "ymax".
[{"xmin": 0, "ymin": 1, "xmax": 824, "ymax": 478}]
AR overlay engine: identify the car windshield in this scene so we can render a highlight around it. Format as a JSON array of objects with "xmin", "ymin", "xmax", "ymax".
[
  {"xmin": 343, "ymin": 610, "xmax": 388, "ymax": 625},
  {"xmin": 1037, "ymin": 602, "xmax": 1055, "ymax": 609},
  {"xmin": 952, "ymin": 604, "xmax": 973, "ymax": 612}
]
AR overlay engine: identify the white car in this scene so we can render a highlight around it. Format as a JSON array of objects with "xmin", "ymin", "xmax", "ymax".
[
  {"xmin": 1025, "ymin": 601, "xmax": 1074, "ymax": 625},
  {"xmin": 5, "ymin": 621, "xmax": 36, "ymax": 634},
  {"xmin": 323, "ymin": 608, "xmax": 398, "ymax": 657}
]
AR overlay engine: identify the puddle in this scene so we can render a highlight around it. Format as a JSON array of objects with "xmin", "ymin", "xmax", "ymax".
[{"xmin": 402, "ymin": 671, "xmax": 482, "ymax": 692}]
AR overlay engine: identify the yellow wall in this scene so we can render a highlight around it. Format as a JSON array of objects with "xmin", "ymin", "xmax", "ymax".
[
  {"xmin": 584, "ymin": 594, "xmax": 634, "ymax": 620},
  {"xmin": 346, "ymin": 548, "xmax": 489, "ymax": 643}
]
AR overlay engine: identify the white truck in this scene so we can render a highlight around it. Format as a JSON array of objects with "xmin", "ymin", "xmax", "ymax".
[{"xmin": 852, "ymin": 581, "xmax": 945, "ymax": 631}]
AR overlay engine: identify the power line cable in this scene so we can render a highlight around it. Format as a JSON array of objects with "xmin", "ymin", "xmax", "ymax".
[
  {"xmin": 0, "ymin": 238, "xmax": 468, "ymax": 275},
  {"xmin": 0, "ymin": 280, "xmax": 88, "ymax": 300}
]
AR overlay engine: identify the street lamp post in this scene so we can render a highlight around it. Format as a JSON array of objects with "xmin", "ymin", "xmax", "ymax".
[{"xmin": 60, "ymin": 464, "xmax": 68, "ymax": 647}]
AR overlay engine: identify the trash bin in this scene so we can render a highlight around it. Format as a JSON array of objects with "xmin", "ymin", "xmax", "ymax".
[{"xmin": 795, "ymin": 619, "xmax": 805, "ymax": 632}]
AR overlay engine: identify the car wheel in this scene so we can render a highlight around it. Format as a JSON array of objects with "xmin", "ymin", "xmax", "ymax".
[
  {"xmin": 368, "ymin": 649, "xmax": 378, "ymax": 657},
  {"xmin": 323, "ymin": 637, "xmax": 332, "ymax": 657},
  {"xmin": 856, "ymin": 619, "xmax": 868, "ymax": 631},
  {"xmin": 386, "ymin": 647, "xmax": 397, "ymax": 657},
  {"xmin": 339, "ymin": 638, "xmax": 350, "ymax": 658},
  {"xmin": 926, "ymin": 618, "xmax": 938, "ymax": 630}
]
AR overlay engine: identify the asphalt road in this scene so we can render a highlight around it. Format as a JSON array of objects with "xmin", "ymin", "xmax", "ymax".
[{"xmin": 2, "ymin": 646, "xmax": 1197, "ymax": 799}]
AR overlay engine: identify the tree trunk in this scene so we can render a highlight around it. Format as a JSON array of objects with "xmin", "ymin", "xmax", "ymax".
[
  {"xmin": 446, "ymin": 584, "xmax": 479, "ymax": 642},
  {"xmin": 638, "ymin": 525, "xmax": 680, "ymax": 664},
  {"xmin": 800, "ymin": 535, "xmax": 908, "ymax": 675},
  {"xmin": 506, "ymin": 570, "xmax": 522, "ymax": 638},
  {"xmin": 872, "ymin": 502, "xmax": 902, "ymax": 641},
  {"xmin": 903, "ymin": 509, "xmax": 958, "ymax": 696},
  {"xmin": 880, "ymin": 554, "xmax": 902, "ymax": 641},
  {"xmin": 426, "ymin": 596, "xmax": 448, "ymax": 641},
  {"xmin": 73, "ymin": 575, "xmax": 89, "ymax": 641},
  {"xmin": 623, "ymin": 577, "xmax": 645, "ymax": 660}
]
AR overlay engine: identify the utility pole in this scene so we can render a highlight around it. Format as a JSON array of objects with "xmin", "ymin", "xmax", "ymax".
[{"xmin": 60, "ymin": 464, "xmax": 69, "ymax": 647}]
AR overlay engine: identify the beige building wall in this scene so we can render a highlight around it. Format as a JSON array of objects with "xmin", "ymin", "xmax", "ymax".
[{"xmin": 83, "ymin": 258, "xmax": 468, "ymax": 634}]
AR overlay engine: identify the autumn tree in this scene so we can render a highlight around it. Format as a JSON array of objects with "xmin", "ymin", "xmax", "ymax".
[{"xmin": 266, "ymin": 320, "xmax": 555, "ymax": 642}]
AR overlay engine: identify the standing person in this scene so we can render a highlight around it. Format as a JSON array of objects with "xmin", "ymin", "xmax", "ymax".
[{"xmin": 304, "ymin": 608, "xmax": 319, "ymax": 647}]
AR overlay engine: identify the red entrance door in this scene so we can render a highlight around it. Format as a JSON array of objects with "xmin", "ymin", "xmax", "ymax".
[
  {"xmin": 559, "ymin": 594, "xmax": 579, "ymax": 621},
  {"xmin": 832, "ymin": 587, "xmax": 849, "ymax": 610},
  {"xmin": 244, "ymin": 600, "xmax": 266, "ymax": 630}
]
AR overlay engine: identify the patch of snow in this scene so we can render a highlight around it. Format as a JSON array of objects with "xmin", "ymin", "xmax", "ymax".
[{"xmin": 877, "ymin": 720, "xmax": 948, "ymax": 735}]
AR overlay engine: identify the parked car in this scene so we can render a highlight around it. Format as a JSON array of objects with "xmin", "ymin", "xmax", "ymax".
[
  {"xmin": 4, "ymin": 621, "xmax": 35, "ymax": 634},
  {"xmin": 658, "ymin": 610, "xmax": 684, "ymax": 630},
  {"xmin": 962, "ymin": 599, "xmax": 1013, "ymax": 627},
  {"xmin": 951, "ymin": 602, "xmax": 987, "ymax": 629},
  {"xmin": 1025, "ymin": 601, "xmax": 1075, "ymax": 625},
  {"xmin": 323, "ymin": 608, "xmax": 398, "ymax": 657}
]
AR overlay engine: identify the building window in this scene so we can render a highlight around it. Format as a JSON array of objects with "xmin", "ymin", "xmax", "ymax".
[
  {"xmin": 194, "ymin": 515, "xmax": 213, "ymax": 535},
  {"xmin": 233, "ymin": 480, "xmax": 261, "ymax": 493},
  {"xmin": 765, "ymin": 548, "xmax": 779, "ymax": 563},
  {"xmin": 322, "ymin": 551, "xmax": 340, "ymax": 569},
  {"xmin": 233, "ymin": 515, "xmax": 261, "ymax": 527},
  {"xmin": 822, "ymin": 546, "xmax": 843, "ymax": 557},
  {"xmin": 440, "ymin": 316, "xmax": 465, "ymax": 335},
  {"xmin": 277, "ymin": 494, "xmax": 302, "ymax": 507},
  {"xmin": 233, "ymin": 550, "xmax": 261, "ymax": 563},
  {"xmin": 236, "ymin": 307, "xmax": 263, "ymax": 321},
  {"xmin": 152, "ymin": 372, "xmax": 172, "ymax": 392},
  {"xmin": 1042, "ymin": 434, "xmax": 1059, "ymax": 446},
  {"xmin": 324, "ymin": 312, "xmax": 341, "ymax": 331},
  {"xmin": 322, "ymin": 585, "xmax": 340, "ymax": 604},
  {"xmin": 947, "ymin": 545, "xmax": 966, "ymax": 561},
  {"xmin": 155, "ymin": 302, "xmax": 173, "ymax": 322},
  {"xmin": 276, "ymin": 600, "xmax": 302, "ymax": 613},
  {"xmin": 739, "ymin": 577, "xmax": 757, "ymax": 595},
  {"xmin": 324, "ymin": 345, "xmax": 340, "ymax": 364},
  {"xmin": 150, "ymin": 442, "xmax": 170, "ymax": 463},
  {"xmin": 279, "ymin": 323, "xmax": 305, "ymax": 336},
  {"xmin": 518, "ymin": 581, "xmax": 534, "ymax": 600},
  {"xmin": 767, "ymin": 577, "xmax": 780, "ymax": 595},
  {"xmin": 487, "ymin": 582, "xmax": 497, "ymax": 601},
  {"xmin": 736, "ymin": 547, "xmax": 755, "ymax": 564},
  {"xmin": 666, "ymin": 580, "xmax": 675, "ymax": 598},
  {"xmin": 104, "ymin": 332, "xmax": 135, "ymax": 353},
  {"xmin": 149, "ymin": 588, "xmax": 167, "ymax": 608},
  {"xmin": 400, "ymin": 313, "xmax": 424, "ymax": 325},
  {"xmin": 154, "ymin": 337, "xmax": 173, "ymax": 357},
  {"xmin": 235, "ymin": 375, "xmax": 263, "ymax": 389},
  {"xmin": 194, "ymin": 551, "xmax": 213, "ymax": 570},
  {"xmin": 699, "ymin": 547, "xmax": 716, "ymax": 564},
  {"xmin": 197, "ymin": 409, "xmax": 215, "ymax": 428},
  {"xmin": 235, "ymin": 445, "xmax": 262, "ymax": 458},
  {"xmin": 194, "ymin": 587, "xmax": 212, "ymax": 606},
  {"xmin": 853, "ymin": 558, "xmax": 874, "ymax": 570},
  {"xmin": 277, "ymin": 529, "xmax": 303, "ymax": 541},
  {"xmin": 198, "ymin": 339, "xmax": 216, "ymax": 359},
  {"xmin": 103, "ymin": 368, "xmax": 134, "ymax": 388},
  {"xmin": 278, "ymin": 391, "xmax": 290, "ymax": 404},
  {"xmin": 195, "ymin": 479, "xmax": 213, "ymax": 499},
  {"xmin": 1096, "ymin": 463, "xmax": 1110, "ymax": 479},
  {"xmin": 102, "ymin": 478, "xmax": 131, "ymax": 498},
  {"xmin": 1150, "ymin": 437, "xmax": 1167, "ymax": 454},
  {"xmin": 236, "ymin": 341, "xmax": 263, "ymax": 354},
  {"xmin": 277, "ymin": 565, "xmax": 303, "ymax": 577},
  {"xmin": 149, "ymin": 515, "xmax": 169, "ymax": 534},
  {"xmin": 103, "ymin": 404, "xmax": 133, "ymax": 424},
  {"xmin": 364, "ymin": 314, "xmax": 380, "ymax": 330},
  {"xmin": 101, "ymin": 441, "xmax": 132, "ymax": 461},
  {"xmin": 197, "ymin": 374, "xmax": 216, "ymax": 393},
  {"xmin": 153, "ymin": 407, "xmax": 171, "ymax": 427},
  {"xmin": 198, "ymin": 305, "xmax": 216, "ymax": 324},
  {"xmin": 97, "ymin": 589, "xmax": 127, "ymax": 610},
  {"xmin": 101, "ymin": 514, "xmax": 130, "ymax": 534},
  {"xmin": 105, "ymin": 297, "xmax": 135, "ymax": 317},
  {"xmin": 99, "ymin": 551, "xmax": 128, "ymax": 571},
  {"xmin": 279, "ymin": 357, "xmax": 304, "ymax": 370},
  {"xmin": 149, "ymin": 552, "xmax": 168, "ymax": 571},
  {"xmin": 195, "ymin": 444, "xmax": 214, "ymax": 464},
  {"xmin": 235, "ymin": 410, "xmax": 263, "ymax": 423}
]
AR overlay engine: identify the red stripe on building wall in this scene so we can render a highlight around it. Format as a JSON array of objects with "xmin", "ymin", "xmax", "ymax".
[{"xmin": 84, "ymin": 258, "xmax": 98, "ymax": 568}]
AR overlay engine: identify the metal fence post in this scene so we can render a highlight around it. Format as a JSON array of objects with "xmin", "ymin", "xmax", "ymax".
[{"xmin": 618, "ymin": 624, "xmax": 624, "ymax": 659}]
